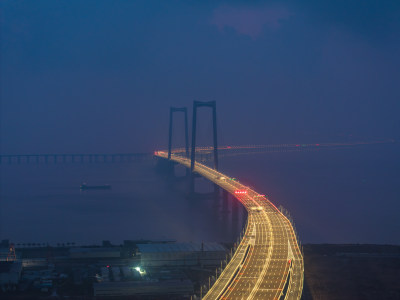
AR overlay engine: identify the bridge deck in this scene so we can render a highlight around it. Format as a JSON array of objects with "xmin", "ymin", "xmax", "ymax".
[{"xmin": 155, "ymin": 152, "xmax": 303, "ymax": 300}]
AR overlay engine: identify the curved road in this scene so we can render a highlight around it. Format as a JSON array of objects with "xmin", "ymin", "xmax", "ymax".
[{"xmin": 155, "ymin": 151, "xmax": 304, "ymax": 300}]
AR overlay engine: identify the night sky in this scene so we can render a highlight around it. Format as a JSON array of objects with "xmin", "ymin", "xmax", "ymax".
[
  {"xmin": 1, "ymin": 1, "xmax": 400, "ymax": 244},
  {"xmin": 2, "ymin": 1, "xmax": 400, "ymax": 154}
]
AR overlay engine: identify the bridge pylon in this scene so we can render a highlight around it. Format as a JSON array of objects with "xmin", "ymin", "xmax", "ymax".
[
  {"xmin": 190, "ymin": 101, "xmax": 218, "ymax": 171},
  {"xmin": 190, "ymin": 101, "xmax": 219, "ymax": 194},
  {"xmin": 168, "ymin": 107, "xmax": 189, "ymax": 159}
]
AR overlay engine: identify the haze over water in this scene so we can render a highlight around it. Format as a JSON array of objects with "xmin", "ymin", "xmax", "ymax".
[
  {"xmin": 1, "ymin": 142, "xmax": 398, "ymax": 245},
  {"xmin": 2, "ymin": 1, "xmax": 400, "ymax": 250},
  {"xmin": 0, "ymin": 158, "xmax": 245, "ymax": 245}
]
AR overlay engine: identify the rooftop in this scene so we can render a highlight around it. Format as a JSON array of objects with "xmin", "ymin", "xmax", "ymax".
[
  {"xmin": 0, "ymin": 261, "xmax": 22, "ymax": 274},
  {"xmin": 70, "ymin": 247, "xmax": 120, "ymax": 253},
  {"xmin": 137, "ymin": 242, "xmax": 226, "ymax": 253}
]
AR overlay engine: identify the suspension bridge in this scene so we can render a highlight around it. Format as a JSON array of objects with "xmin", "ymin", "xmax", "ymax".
[{"xmin": 155, "ymin": 101, "xmax": 304, "ymax": 300}]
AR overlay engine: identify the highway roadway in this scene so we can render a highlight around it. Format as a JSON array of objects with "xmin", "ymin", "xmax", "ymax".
[{"xmin": 155, "ymin": 151, "xmax": 304, "ymax": 300}]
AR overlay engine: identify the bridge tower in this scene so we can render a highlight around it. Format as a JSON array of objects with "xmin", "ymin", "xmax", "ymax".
[
  {"xmin": 168, "ymin": 107, "xmax": 189, "ymax": 159},
  {"xmin": 190, "ymin": 101, "xmax": 218, "ymax": 171},
  {"xmin": 190, "ymin": 101, "xmax": 218, "ymax": 194}
]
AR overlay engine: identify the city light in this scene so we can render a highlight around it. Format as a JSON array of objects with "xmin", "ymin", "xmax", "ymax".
[{"xmin": 134, "ymin": 266, "xmax": 146, "ymax": 275}]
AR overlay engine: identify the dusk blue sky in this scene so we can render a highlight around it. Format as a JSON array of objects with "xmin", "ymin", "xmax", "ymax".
[{"xmin": 1, "ymin": 0, "xmax": 400, "ymax": 153}]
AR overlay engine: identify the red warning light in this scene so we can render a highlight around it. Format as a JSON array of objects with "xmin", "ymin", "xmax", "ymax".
[
  {"xmin": 234, "ymin": 190, "xmax": 247, "ymax": 195},
  {"xmin": 107, "ymin": 265, "xmax": 110, "ymax": 268},
  {"xmin": 295, "ymin": 144, "xmax": 300, "ymax": 147}
]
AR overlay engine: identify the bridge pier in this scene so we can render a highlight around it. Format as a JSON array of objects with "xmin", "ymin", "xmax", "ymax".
[
  {"xmin": 154, "ymin": 156, "xmax": 175, "ymax": 175},
  {"xmin": 189, "ymin": 174, "xmax": 220, "ymax": 200},
  {"xmin": 231, "ymin": 196, "xmax": 240, "ymax": 240}
]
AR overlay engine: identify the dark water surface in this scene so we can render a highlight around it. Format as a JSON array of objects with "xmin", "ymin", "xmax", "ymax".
[
  {"xmin": 220, "ymin": 143, "xmax": 400, "ymax": 244},
  {"xmin": 0, "ymin": 160, "xmax": 244, "ymax": 245},
  {"xmin": 1, "ymin": 143, "xmax": 399, "ymax": 245}
]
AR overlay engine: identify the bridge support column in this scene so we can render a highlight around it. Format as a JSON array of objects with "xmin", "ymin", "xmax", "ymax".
[
  {"xmin": 221, "ymin": 189, "xmax": 230, "ymax": 216},
  {"xmin": 155, "ymin": 156, "xmax": 175, "ymax": 176},
  {"xmin": 232, "ymin": 198, "xmax": 240, "ymax": 241}
]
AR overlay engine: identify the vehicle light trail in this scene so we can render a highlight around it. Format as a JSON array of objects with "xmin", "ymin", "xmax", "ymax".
[{"xmin": 155, "ymin": 151, "xmax": 304, "ymax": 300}]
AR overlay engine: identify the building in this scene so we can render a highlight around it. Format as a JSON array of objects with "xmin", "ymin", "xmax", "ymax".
[
  {"xmin": 0, "ymin": 261, "xmax": 22, "ymax": 290},
  {"xmin": 93, "ymin": 279, "xmax": 193, "ymax": 297},
  {"xmin": 137, "ymin": 242, "xmax": 226, "ymax": 267},
  {"xmin": 69, "ymin": 247, "xmax": 120, "ymax": 259}
]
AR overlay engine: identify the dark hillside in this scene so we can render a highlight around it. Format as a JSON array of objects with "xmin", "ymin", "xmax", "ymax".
[{"xmin": 302, "ymin": 244, "xmax": 400, "ymax": 300}]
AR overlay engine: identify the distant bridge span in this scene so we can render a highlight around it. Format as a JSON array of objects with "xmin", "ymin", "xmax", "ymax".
[
  {"xmin": 155, "ymin": 151, "xmax": 304, "ymax": 300},
  {"xmin": 2, "ymin": 140, "xmax": 390, "ymax": 164},
  {"xmin": 0, "ymin": 153, "xmax": 151, "ymax": 164}
]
